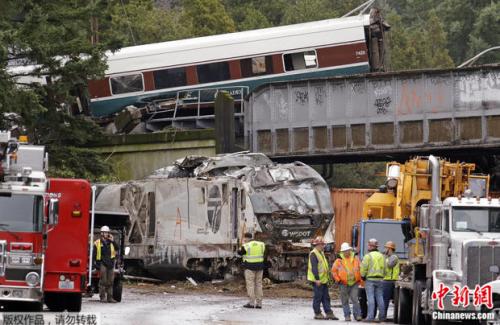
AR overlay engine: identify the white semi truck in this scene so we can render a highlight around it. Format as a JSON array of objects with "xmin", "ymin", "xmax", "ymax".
[{"xmin": 392, "ymin": 156, "xmax": 500, "ymax": 324}]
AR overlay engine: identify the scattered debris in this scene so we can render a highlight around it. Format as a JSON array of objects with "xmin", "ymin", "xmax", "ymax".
[
  {"xmin": 124, "ymin": 275, "xmax": 163, "ymax": 283},
  {"xmin": 114, "ymin": 105, "xmax": 142, "ymax": 134},
  {"xmin": 187, "ymin": 277, "xmax": 198, "ymax": 286},
  {"xmin": 125, "ymin": 278, "xmax": 339, "ymax": 300}
]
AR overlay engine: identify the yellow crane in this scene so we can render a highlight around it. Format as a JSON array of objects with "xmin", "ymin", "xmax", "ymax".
[{"xmin": 362, "ymin": 157, "xmax": 489, "ymax": 227}]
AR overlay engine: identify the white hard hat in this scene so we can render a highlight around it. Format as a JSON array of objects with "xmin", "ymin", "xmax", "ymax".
[
  {"xmin": 100, "ymin": 226, "xmax": 110, "ymax": 232},
  {"xmin": 340, "ymin": 242, "xmax": 353, "ymax": 252},
  {"xmin": 368, "ymin": 238, "xmax": 379, "ymax": 246}
]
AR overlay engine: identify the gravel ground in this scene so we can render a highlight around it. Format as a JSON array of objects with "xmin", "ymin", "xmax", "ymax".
[{"xmin": 81, "ymin": 285, "xmax": 394, "ymax": 325}]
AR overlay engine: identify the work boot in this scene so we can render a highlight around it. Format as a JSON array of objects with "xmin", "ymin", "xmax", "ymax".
[
  {"xmin": 99, "ymin": 295, "xmax": 106, "ymax": 303},
  {"xmin": 314, "ymin": 313, "xmax": 326, "ymax": 320},
  {"xmin": 325, "ymin": 312, "xmax": 339, "ymax": 320},
  {"xmin": 355, "ymin": 316, "xmax": 362, "ymax": 321},
  {"xmin": 243, "ymin": 303, "xmax": 255, "ymax": 308},
  {"xmin": 345, "ymin": 316, "xmax": 352, "ymax": 321},
  {"xmin": 107, "ymin": 298, "xmax": 118, "ymax": 303}
]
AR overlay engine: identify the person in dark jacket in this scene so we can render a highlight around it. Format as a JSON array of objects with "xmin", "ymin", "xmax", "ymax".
[
  {"xmin": 94, "ymin": 225, "xmax": 119, "ymax": 303},
  {"xmin": 238, "ymin": 232, "xmax": 266, "ymax": 308},
  {"xmin": 307, "ymin": 236, "xmax": 338, "ymax": 320}
]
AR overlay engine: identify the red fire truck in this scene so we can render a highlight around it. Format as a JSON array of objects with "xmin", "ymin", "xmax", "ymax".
[{"xmin": 0, "ymin": 131, "xmax": 95, "ymax": 311}]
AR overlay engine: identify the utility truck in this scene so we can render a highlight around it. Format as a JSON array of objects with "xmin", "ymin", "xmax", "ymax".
[{"xmin": 352, "ymin": 156, "xmax": 500, "ymax": 324}]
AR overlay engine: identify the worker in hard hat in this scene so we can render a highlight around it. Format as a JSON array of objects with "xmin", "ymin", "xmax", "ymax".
[
  {"xmin": 94, "ymin": 225, "xmax": 118, "ymax": 303},
  {"xmin": 238, "ymin": 232, "xmax": 266, "ymax": 309},
  {"xmin": 332, "ymin": 242, "xmax": 362, "ymax": 321},
  {"xmin": 382, "ymin": 241, "xmax": 400, "ymax": 317},
  {"xmin": 360, "ymin": 238, "xmax": 386, "ymax": 322},
  {"xmin": 307, "ymin": 236, "xmax": 339, "ymax": 320}
]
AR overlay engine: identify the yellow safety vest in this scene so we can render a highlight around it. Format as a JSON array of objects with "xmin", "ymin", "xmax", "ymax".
[
  {"xmin": 242, "ymin": 241, "xmax": 265, "ymax": 263},
  {"xmin": 307, "ymin": 248, "xmax": 330, "ymax": 284},
  {"xmin": 95, "ymin": 239, "xmax": 116, "ymax": 261},
  {"xmin": 383, "ymin": 255, "xmax": 400, "ymax": 281},
  {"xmin": 360, "ymin": 250, "xmax": 385, "ymax": 280}
]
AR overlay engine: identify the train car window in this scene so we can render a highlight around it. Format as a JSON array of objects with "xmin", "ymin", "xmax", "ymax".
[
  {"xmin": 197, "ymin": 62, "xmax": 230, "ymax": 83},
  {"xmin": 110, "ymin": 74, "xmax": 144, "ymax": 94},
  {"xmin": 153, "ymin": 67, "xmax": 187, "ymax": 89},
  {"xmin": 240, "ymin": 189, "xmax": 246, "ymax": 210},
  {"xmin": 240, "ymin": 56, "xmax": 274, "ymax": 78},
  {"xmin": 283, "ymin": 50, "xmax": 317, "ymax": 71},
  {"xmin": 147, "ymin": 192, "xmax": 155, "ymax": 238}
]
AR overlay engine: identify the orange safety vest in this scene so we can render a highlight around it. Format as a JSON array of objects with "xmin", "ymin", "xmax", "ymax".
[{"xmin": 331, "ymin": 253, "xmax": 362, "ymax": 286}]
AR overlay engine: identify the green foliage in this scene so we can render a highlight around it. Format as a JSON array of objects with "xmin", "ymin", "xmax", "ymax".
[
  {"xmin": 467, "ymin": 2, "xmax": 500, "ymax": 64},
  {"xmin": 316, "ymin": 163, "xmax": 386, "ymax": 189},
  {"xmin": 281, "ymin": 0, "xmax": 335, "ymax": 25},
  {"xmin": 387, "ymin": 10, "xmax": 454, "ymax": 70},
  {"xmin": 227, "ymin": 4, "xmax": 272, "ymax": 31},
  {"xmin": 0, "ymin": 0, "xmax": 116, "ymax": 180},
  {"xmin": 47, "ymin": 146, "xmax": 115, "ymax": 182},
  {"xmin": 181, "ymin": 0, "xmax": 236, "ymax": 37},
  {"xmin": 109, "ymin": 0, "xmax": 189, "ymax": 46}
]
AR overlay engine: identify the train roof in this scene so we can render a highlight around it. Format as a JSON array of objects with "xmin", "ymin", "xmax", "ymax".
[{"xmin": 106, "ymin": 15, "xmax": 370, "ymax": 75}]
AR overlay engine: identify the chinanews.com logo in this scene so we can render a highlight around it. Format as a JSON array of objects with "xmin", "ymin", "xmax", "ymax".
[{"xmin": 431, "ymin": 283, "xmax": 497, "ymax": 321}]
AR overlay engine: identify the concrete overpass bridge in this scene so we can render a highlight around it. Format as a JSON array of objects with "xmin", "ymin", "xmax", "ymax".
[{"xmin": 244, "ymin": 64, "xmax": 500, "ymax": 165}]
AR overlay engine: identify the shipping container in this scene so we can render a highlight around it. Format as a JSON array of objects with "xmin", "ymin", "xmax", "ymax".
[{"xmin": 331, "ymin": 188, "xmax": 376, "ymax": 251}]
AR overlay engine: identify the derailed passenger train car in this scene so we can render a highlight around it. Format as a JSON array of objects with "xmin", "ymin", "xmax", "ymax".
[{"xmin": 94, "ymin": 153, "xmax": 334, "ymax": 281}]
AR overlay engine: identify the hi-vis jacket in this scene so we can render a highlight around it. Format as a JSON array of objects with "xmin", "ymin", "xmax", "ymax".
[
  {"xmin": 360, "ymin": 250, "xmax": 385, "ymax": 280},
  {"xmin": 307, "ymin": 248, "xmax": 330, "ymax": 284},
  {"xmin": 331, "ymin": 253, "xmax": 362, "ymax": 286},
  {"xmin": 94, "ymin": 239, "xmax": 116, "ymax": 261}
]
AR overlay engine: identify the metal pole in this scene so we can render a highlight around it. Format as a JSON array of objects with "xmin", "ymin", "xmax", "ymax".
[
  {"xmin": 88, "ymin": 185, "xmax": 97, "ymax": 287},
  {"xmin": 429, "ymin": 155, "xmax": 441, "ymax": 204},
  {"xmin": 457, "ymin": 46, "xmax": 500, "ymax": 68},
  {"xmin": 342, "ymin": 0, "xmax": 375, "ymax": 17}
]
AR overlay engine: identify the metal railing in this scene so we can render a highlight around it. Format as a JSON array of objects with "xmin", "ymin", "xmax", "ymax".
[{"xmin": 145, "ymin": 86, "xmax": 249, "ymax": 127}]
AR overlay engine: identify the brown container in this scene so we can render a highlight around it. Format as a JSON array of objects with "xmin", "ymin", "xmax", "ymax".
[{"xmin": 331, "ymin": 188, "xmax": 376, "ymax": 250}]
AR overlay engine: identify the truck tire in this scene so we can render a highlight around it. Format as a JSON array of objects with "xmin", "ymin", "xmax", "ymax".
[
  {"xmin": 66, "ymin": 293, "xmax": 82, "ymax": 312},
  {"xmin": 113, "ymin": 277, "xmax": 123, "ymax": 302},
  {"xmin": 412, "ymin": 281, "xmax": 426, "ymax": 325},
  {"xmin": 393, "ymin": 286, "xmax": 399, "ymax": 323},
  {"xmin": 397, "ymin": 287, "xmax": 412, "ymax": 324},
  {"xmin": 44, "ymin": 293, "xmax": 65, "ymax": 312},
  {"xmin": 28, "ymin": 302, "xmax": 43, "ymax": 312}
]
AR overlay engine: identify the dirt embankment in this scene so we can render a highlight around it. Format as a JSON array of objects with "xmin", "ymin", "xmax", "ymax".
[{"xmin": 126, "ymin": 278, "xmax": 340, "ymax": 300}]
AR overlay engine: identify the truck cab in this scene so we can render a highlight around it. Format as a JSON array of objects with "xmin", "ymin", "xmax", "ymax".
[
  {"xmin": 351, "ymin": 218, "xmax": 409, "ymax": 318},
  {"xmin": 0, "ymin": 131, "xmax": 93, "ymax": 311},
  {"xmin": 352, "ymin": 219, "xmax": 408, "ymax": 260},
  {"xmin": 428, "ymin": 197, "xmax": 500, "ymax": 315}
]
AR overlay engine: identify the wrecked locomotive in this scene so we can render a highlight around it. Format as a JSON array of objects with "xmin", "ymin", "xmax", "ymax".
[{"xmin": 94, "ymin": 153, "xmax": 334, "ymax": 281}]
